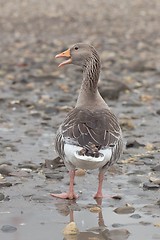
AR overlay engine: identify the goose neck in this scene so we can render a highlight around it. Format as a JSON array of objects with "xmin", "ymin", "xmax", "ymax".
[{"xmin": 82, "ymin": 56, "xmax": 100, "ymax": 94}]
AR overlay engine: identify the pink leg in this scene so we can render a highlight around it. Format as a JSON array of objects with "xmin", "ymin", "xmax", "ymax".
[
  {"xmin": 51, "ymin": 170, "xmax": 78, "ymax": 200},
  {"xmin": 94, "ymin": 172, "xmax": 104, "ymax": 198}
]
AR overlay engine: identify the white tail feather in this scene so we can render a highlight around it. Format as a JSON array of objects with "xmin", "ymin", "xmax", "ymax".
[{"xmin": 64, "ymin": 143, "xmax": 112, "ymax": 170}]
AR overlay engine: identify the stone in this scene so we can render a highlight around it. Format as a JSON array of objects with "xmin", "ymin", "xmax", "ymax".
[
  {"xmin": 114, "ymin": 204, "xmax": 135, "ymax": 214},
  {"xmin": 145, "ymin": 143, "xmax": 155, "ymax": 151},
  {"xmin": 0, "ymin": 193, "xmax": 5, "ymax": 201},
  {"xmin": 44, "ymin": 171, "xmax": 64, "ymax": 180},
  {"xmin": 139, "ymin": 221, "xmax": 151, "ymax": 226},
  {"xmin": 112, "ymin": 195, "xmax": 122, "ymax": 200},
  {"xmin": 154, "ymin": 223, "xmax": 160, "ymax": 228},
  {"xmin": 119, "ymin": 118, "xmax": 135, "ymax": 130},
  {"xmin": 9, "ymin": 170, "xmax": 31, "ymax": 178},
  {"xmin": 99, "ymin": 78, "xmax": 129, "ymax": 100},
  {"xmin": 143, "ymin": 182, "xmax": 160, "ymax": 190},
  {"xmin": 109, "ymin": 229, "xmax": 130, "ymax": 240},
  {"xmin": 63, "ymin": 222, "xmax": 79, "ymax": 235},
  {"xmin": 0, "ymin": 182, "xmax": 12, "ymax": 188},
  {"xmin": 75, "ymin": 169, "xmax": 86, "ymax": 176},
  {"xmin": 152, "ymin": 165, "xmax": 160, "ymax": 172},
  {"xmin": 126, "ymin": 139, "xmax": 145, "ymax": 148},
  {"xmin": 140, "ymin": 94, "xmax": 153, "ymax": 102},
  {"xmin": 0, "ymin": 165, "xmax": 14, "ymax": 176},
  {"xmin": 156, "ymin": 200, "xmax": 160, "ymax": 206},
  {"xmin": 149, "ymin": 175, "xmax": 160, "ymax": 185},
  {"xmin": 18, "ymin": 162, "xmax": 40, "ymax": 170},
  {"xmin": 89, "ymin": 206, "xmax": 101, "ymax": 213},
  {"xmin": 45, "ymin": 157, "xmax": 64, "ymax": 169},
  {"xmin": 112, "ymin": 223, "xmax": 125, "ymax": 228},
  {"xmin": 1, "ymin": 225, "xmax": 17, "ymax": 233},
  {"xmin": 130, "ymin": 214, "xmax": 141, "ymax": 219}
]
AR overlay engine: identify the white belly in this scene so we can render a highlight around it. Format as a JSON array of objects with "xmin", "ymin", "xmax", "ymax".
[{"xmin": 64, "ymin": 144, "xmax": 112, "ymax": 170}]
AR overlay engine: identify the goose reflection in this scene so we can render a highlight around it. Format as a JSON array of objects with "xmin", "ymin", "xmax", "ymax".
[{"xmin": 55, "ymin": 198, "xmax": 110, "ymax": 240}]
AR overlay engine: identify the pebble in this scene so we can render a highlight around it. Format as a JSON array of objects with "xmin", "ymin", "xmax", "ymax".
[
  {"xmin": 156, "ymin": 200, "xmax": 160, "ymax": 206},
  {"xmin": 100, "ymin": 78, "xmax": 129, "ymax": 100},
  {"xmin": 75, "ymin": 169, "xmax": 86, "ymax": 176},
  {"xmin": 139, "ymin": 221, "xmax": 151, "ymax": 226},
  {"xmin": 20, "ymin": 168, "xmax": 33, "ymax": 173},
  {"xmin": 56, "ymin": 105, "xmax": 73, "ymax": 112},
  {"xmin": 18, "ymin": 162, "xmax": 39, "ymax": 170},
  {"xmin": 122, "ymin": 100, "xmax": 142, "ymax": 107},
  {"xmin": 29, "ymin": 110, "xmax": 41, "ymax": 118},
  {"xmin": 140, "ymin": 154, "xmax": 155, "ymax": 160},
  {"xmin": 9, "ymin": 170, "xmax": 31, "ymax": 178},
  {"xmin": 154, "ymin": 223, "xmax": 160, "ymax": 228},
  {"xmin": 112, "ymin": 195, "xmax": 122, "ymax": 200},
  {"xmin": 130, "ymin": 214, "xmax": 141, "ymax": 219},
  {"xmin": 100, "ymin": 86, "xmax": 122, "ymax": 100},
  {"xmin": 112, "ymin": 223, "xmax": 125, "ymax": 228},
  {"xmin": 44, "ymin": 171, "xmax": 64, "ymax": 180},
  {"xmin": 143, "ymin": 182, "xmax": 160, "ymax": 190},
  {"xmin": 0, "ymin": 182, "xmax": 12, "ymax": 188},
  {"xmin": 108, "ymin": 229, "xmax": 130, "ymax": 240},
  {"xmin": 120, "ymin": 157, "xmax": 137, "ymax": 164},
  {"xmin": 89, "ymin": 206, "xmax": 101, "ymax": 213},
  {"xmin": 45, "ymin": 157, "xmax": 64, "ymax": 169},
  {"xmin": 145, "ymin": 143, "xmax": 155, "ymax": 151},
  {"xmin": 0, "ymin": 164, "xmax": 14, "ymax": 176},
  {"xmin": 0, "ymin": 173, "xmax": 4, "ymax": 179},
  {"xmin": 149, "ymin": 175, "xmax": 160, "ymax": 185},
  {"xmin": 140, "ymin": 94, "xmax": 153, "ymax": 102},
  {"xmin": 1, "ymin": 225, "xmax": 17, "ymax": 233},
  {"xmin": 143, "ymin": 159, "xmax": 155, "ymax": 166},
  {"xmin": 152, "ymin": 165, "xmax": 160, "ymax": 172},
  {"xmin": 126, "ymin": 139, "xmax": 145, "ymax": 148},
  {"xmin": 63, "ymin": 222, "xmax": 79, "ymax": 235},
  {"xmin": 114, "ymin": 204, "xmax": 135, "ymax": 214},
  {"xmin": 0, "ymin": 193, "xmax": 5, "ymax": 201},
  {"xmin": 119, "ymin": 118, "xmax": 135, "ymax": 130}
]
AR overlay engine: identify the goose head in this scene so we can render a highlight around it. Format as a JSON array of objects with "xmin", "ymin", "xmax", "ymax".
[{"xmin": 55, "ymin": 43, "xmax": 100, "ymax": 68}]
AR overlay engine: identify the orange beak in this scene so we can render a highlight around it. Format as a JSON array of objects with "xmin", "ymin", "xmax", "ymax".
[{"xmin": 55, "ymin": 48, "xmax": 72, "ymax": 67}]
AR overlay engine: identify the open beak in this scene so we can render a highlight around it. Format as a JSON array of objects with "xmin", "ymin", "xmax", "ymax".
[{"xmin": 55, "ymin": 48, "xmax": 72, "ymax": 67}]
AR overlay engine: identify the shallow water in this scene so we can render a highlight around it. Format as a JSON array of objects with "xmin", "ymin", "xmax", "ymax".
[
  {"xmin": 0, "ymin": 169, "xmax": 160, "ymax": 240},
  {"xmin": 1, "ymin": 201, "xmax": 160, "ymax": 240}
]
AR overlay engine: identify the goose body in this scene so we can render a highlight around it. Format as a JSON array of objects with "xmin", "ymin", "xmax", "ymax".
[{"xmin": 52, "ymin": 43, "xmax": 123, "ymax": 199}]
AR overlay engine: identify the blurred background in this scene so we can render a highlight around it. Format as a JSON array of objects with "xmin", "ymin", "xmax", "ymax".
[{"xmin": 0, "ymin": 0, "xmax": 160, "ymax": 162}]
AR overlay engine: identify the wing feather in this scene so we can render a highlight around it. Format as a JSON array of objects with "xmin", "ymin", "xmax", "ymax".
[{"xmin": 55, "ymin": 107, "xmax": 123, "ymax": 161}]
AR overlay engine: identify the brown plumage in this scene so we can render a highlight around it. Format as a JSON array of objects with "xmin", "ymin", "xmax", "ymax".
[
  {"xmin": 56, "ymin": 108, "xmax": 122, "ymax": 161},
  {"xmin": 51, "ymin": 43, "xmax": 123, "ymax": 200}
]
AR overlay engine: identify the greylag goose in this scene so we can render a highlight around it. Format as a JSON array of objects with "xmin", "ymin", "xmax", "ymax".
[{"xmin": 52, "ymin": 43, "xmax": 123, "ymax": 199}]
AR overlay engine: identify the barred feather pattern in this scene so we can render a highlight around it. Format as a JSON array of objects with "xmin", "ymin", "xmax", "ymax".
[
  {"xmin": 55, "ymin": 107, "xmax": 123, "ymax": 170},
  {"xmin": 82, "ymin": 47, "xmax": 100, "ymax": 92}
]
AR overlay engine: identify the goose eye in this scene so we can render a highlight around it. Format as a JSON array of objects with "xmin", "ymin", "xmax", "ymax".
[{"xmin": 75, "ymin": 47, "xmax": 78, "ymax": 50}]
